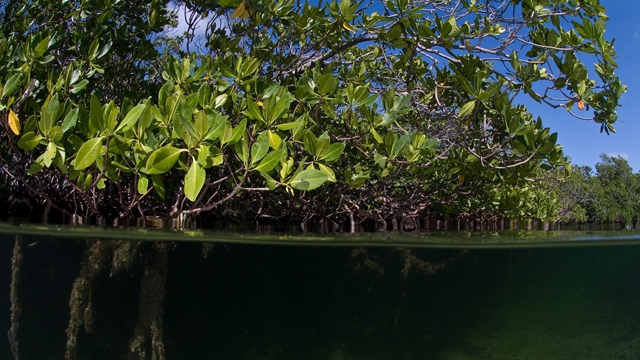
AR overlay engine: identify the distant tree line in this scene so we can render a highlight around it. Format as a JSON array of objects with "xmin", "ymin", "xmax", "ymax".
[{"xmin": 554, "ymin": 154, "xmax": 639, "ymax": 225}]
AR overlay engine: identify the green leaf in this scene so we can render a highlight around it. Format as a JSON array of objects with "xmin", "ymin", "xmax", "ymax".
[
  {"xmin": 391, "ymin": 134, "xmax": 410, "ymax": 158},
  {"xmin": 145, "ymin": 146, "xmax": 185, "ymax": 174},
  {"xmin": 2, "ymin": 73, "xmax": 21, "ymax": 98},
  {"xmin": 290, "ymin": 169, "xmax": 328, "ymax": 191},
  {"xmin": 213, "ymin": 94, "xmax": 228, "ymax": 109},
  {"xmin": 206, "ymin": 114, "xmax": 227, "ymax": 140},
  {"xmin": 194, "ymin": 111, "xmax": 209, "ymax": 139},
  {"xmin": 198, "ymin": 83, "xmax": 211, "ymax": 107},
  {"xmin": 48, "ymin": 125, "xmax": 63, "ymax": 143},
  {"xmin": 317, "ymin": 163, "xmax": 336, "ymax": 182},
  {"xmin": 61, "ymin": 108, "xmax": 79, "ymax": 133},
  {"xmin": 458, "ymin": 100, "xmax": 476, "ymax": 117},
  {"xmin": 378, "ymin": 111, "xmax": 397, "ymax": 127},
  {"xmin": 247, "ymin": 97, "xmax": 264, "ymax": 122},
  {"xmin": 276, "ymin": 120, "xmax": 304, "ymax": 131},
  {"xmin": 260, "ymin": 171, "xmax": 278, "ymax": 190},
  {"xmin": 234, "ymin": 133, "xmax": 250, "ymax": 165},
  {"xmin": 254, "ymin": 149, "xmax": 286, "ymax": 172},
  {"xmin": 82, "ymin": 173, "xmax": 93, "ymax": 189},
  {"xmin": 88, "ymin": 38, "xmax": 100, "ymax": 60},
  {"xmin": 17, "ymin": 132, "xmax": 44, "ymax": 151},
  {"xmin": 138, "ymin": 175, "xmax": 149, "ymax": 194},
  {"xmin": 219, "ymin": 121, "xmax": 233, "ymax": 145},
  {"xmin": 112, "ymin": 160, "xmax": 132, "ymax": 173},
  {"xmin": 74, "ymin": 137, "xmax": 104, "ymax": 170},
  {"xmin": 90, "ymin": 94, "xmax": 104, "ymax": 132},
  {"xmin": 227, "ymin": 118, "xmax": 246, "ymax": 145},
  {"xmin": 251, "ymin": 131, "xmax": 270, "ymax": 165},
  {"xmin": 28, "ymin": 161, "xmax": 43, "ymax": 175},
  {"xmin": 359, "ymin": 94, "xmax": 379, "ymax": 107},
  {"xmin": 319, "ymin": 142, "xmax": 345, "ymax": 163},
  {"xmin": 96, "ymin": 42, "xmax": 112, "ymax": 59},
  {"xmin": 180, "ymin": 94, "xmax": 199, "ymax": 119},
  {"xmin": 317, "ymin": 73, "xmax": 336, "ymax": 95},
  {"xmin": 137, "ymin": 106, "xmax": 154, "ymax": 134},
  {"xmin": 392, "ymin": 95, "xmax": 411, "ymax": 112},
  {"xmin": 370, "ymin": 127, "xmax": 383, "ymax": 143},
  {"xmin": 23, "ymin": 114, "xmax": 37, "ymax": 133},
  {"xmin": 303, "ymin": 131, "xmax": 317, "ymax": 156},
  {"xmin": 269, "ymin": 97, "xmax": 289, "ymax": 122},
  {"xmin": 175, "ymin": 115, "xmax": 198, "ymax": 146},
  {"xmin": 34, "ymin": 36, "xmax": 50, "ymax": 58},
  {"xmin": 315, "ymin": 138, "xmax": 330, "ymax": 158},
  {"xmin": 267, "ymin": 130, "xmax": 282, "ymax": 149},
  {"xmin": 375, "ymin": 153, "xmax": 387, "ymax": 169},
  {"xmin": 339, "ymin": 0, "xmax": 351, "ymax": 15},
  {"xmin": 198, "ymin": 144, "xmax": 223, "ymax": 168},
  {"xmin": 184, "ymin": 156, "xmax": 206, "ymax": 201},
  {"xmin": 70, "ymin": 79, "xmax": 89, "ymax": 94},
  {"xmin": 151, "ymin": 175, "xmax": 166, "ymax": 199},
  {"xmin": 116, "ymin": 104, "xmax": 146, "ymax": 133}
]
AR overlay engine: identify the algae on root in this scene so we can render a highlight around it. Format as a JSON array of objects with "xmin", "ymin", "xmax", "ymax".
[
  {"xmin": 8, "ymin": 235, "xmax": 24, "ymax": 360},
  {"xmin": 65, "ymin": 240, "xmax": 110, "ymax": 360},
  {"xmin": 128, "ymin": 242, "xmax": 169, "ymax": 360}
]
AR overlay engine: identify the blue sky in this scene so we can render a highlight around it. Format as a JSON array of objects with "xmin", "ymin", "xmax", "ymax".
[{"xmin": 539, "ymin": 0, "xmax": 639, "ymax": 172}]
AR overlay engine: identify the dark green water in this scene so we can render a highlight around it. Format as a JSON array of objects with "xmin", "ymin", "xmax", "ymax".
[{"xmin": 1, "ymin": 224, "xmax": 640, "ymax": 359}]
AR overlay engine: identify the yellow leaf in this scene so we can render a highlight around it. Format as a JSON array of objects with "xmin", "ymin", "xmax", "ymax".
[
  {"xmin": 8, "ymin": 109, "xmax": 20, "ymax": 135},
  {"xmin": 239, "ymin": 8, "xmax": 251, "ymax": 19},
  {"xmin": 267, "ymin": 130, "xmax": 281, "ymax": 149},
  {"xmin": 458, "ymin": 174, "xmax": 464, "ymax": 185},
  {"xmin": 343, "ymin": 22, "xmax": 356, "ymax": 33},
  {"xmin": 464, "ymin": 39, "xmax": 473, "ymax": 51},
  {"xmin": 435, "ymin": 82, "xmax": 446, "ymax": 97},
  {"xmin": 577, "ymin": 100, "xmax": 585, "ymax": 111},
  {"xmin": 231, "ymin": 2, "xmax": 246, "ymax": 19}
]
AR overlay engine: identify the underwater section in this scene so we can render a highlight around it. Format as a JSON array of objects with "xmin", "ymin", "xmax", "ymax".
[{"xmin": 0, "ymin": 226, "xmax": 639, "ymax": 359}]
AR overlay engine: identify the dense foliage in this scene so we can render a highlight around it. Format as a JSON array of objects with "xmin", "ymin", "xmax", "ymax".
[
  {"xmin": 0, "ymin": 0, "xmax": 626, "ymax": 229},
  {"xmin": 556, "ymin": 155, "xmax": 639, "ymax": 224}
]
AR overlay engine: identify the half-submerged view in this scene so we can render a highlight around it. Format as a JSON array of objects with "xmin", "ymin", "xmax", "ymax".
[{"xmin": 0, "ymin": 0, "xmax": 638, "ymax": 358}]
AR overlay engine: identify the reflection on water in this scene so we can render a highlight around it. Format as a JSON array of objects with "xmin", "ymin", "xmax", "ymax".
[{"xmin": 0, "ymin": 226, "xmax": 639, "ymax": 359}]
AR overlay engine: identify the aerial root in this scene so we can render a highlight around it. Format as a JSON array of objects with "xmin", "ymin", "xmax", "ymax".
[
  {"xmin": 351, "ymin": 247, "xmax": 384, "ymax": 278},
  {"xmin": 111, "ymin": 240, "xmax": 144, "ymax": 277},
  {"xmin": 351, "ymin": 247, "xmax": 469, "ymax": 327},
  {"xmin": 65, "ymin": 240, "xmax": 110, "ymax": 360},
  {"xmin": 129, "ymin": 242, "xmax": 168, "ymax": 360},
  {"xmin": 202, "ymin": 243, "xmax": 215, "ymax": 259},
  {"xmin": 8, "ymin": 235, "xmax": 24, "ymax": 360}
]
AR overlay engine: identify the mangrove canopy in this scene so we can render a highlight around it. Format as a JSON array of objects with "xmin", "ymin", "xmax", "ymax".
[{"xmin": 0, "ymin": 0, "xmax": 627, "ymax": 229}]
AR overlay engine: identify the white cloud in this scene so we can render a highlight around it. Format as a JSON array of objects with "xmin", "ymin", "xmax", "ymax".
[
  {"xmin": 165, "ymin": 3, "xmax": 227, "ymax": 52},
  {"xmin": 608, "ymin": 152, "xmax": 629, "ymax": 159},
  {"xmin": 167, "ymin": 3, "xmax": 212, "ymax": 37}
]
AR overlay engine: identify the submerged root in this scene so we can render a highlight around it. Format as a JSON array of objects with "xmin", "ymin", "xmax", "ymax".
[
  {"xmin": 351, "ymin": 247, "xmax": 384, "ymax": 277},
  {"xmin": 398, "ymin": 248, "xmax": 469, "ymax": 279},
  {"xmin": 129, "ymin": 242, "xmax": 168, "ymax": 360},
  {"xmin": 8, "ymin": 235, "xmax": 24, "ymax": 360},
  {"xmin": 65, "ymin": 240, "xmax": 110, "ymax": 360},
  {"xmin": 111, "ymin": 240, "xmax": 144, "ymax": 277},
  {"xmin": 351, "ymin": 248, "xmax": 469, "ymax": 328},
  {"xmin": 202, "ymin": 243, "xmax": 215, "ymax": 259}
]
